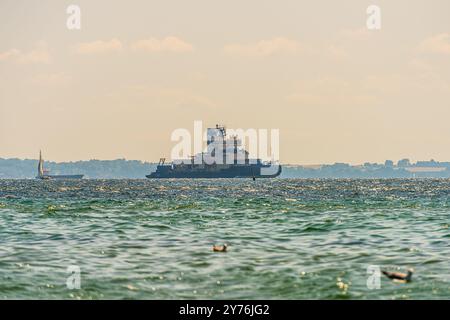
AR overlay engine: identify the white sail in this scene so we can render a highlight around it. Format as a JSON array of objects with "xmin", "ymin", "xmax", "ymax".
[{"xmin": 38, "ymin": 150, "xmax": 44, "ymax": 177}]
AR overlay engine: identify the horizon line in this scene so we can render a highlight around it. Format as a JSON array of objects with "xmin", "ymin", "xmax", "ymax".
[{"xmin": 0, "ymin": 156, "xmax": 446, "ymax": 167}]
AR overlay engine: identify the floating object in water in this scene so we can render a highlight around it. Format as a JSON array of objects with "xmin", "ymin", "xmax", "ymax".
[
  {"xmin": 3, "ymin": 195, "xmax": 18, "ymax": 199},
  {"xmin": 382, "ymin": 268, "xmax": 414, "ymax": 283},
  {"xmin": 213, "ymin": 244, "xmax": 228, "ymax": 252},
  {"xmin": 125, "ymin": 284, "xmax": 138, "ymax": 291}
]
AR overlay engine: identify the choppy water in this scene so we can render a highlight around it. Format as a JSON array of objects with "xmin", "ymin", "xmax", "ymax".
[{"xmin": 0, "ymin": 179, "xmax": 449, "ymax": 299}]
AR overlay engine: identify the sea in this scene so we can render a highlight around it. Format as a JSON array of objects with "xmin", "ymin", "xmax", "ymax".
[{"xmin": 0, "ymin": 179, "xmax": 448, "ymax": 299}]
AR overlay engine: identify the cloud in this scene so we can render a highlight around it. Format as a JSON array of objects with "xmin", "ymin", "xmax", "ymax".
[
  {"xmin": 223, "ymin": 30, "xmax": 374, "ymax": 59},
  {"xmin": 419, "ymin": 33, "xmax": 450, "ymax": 55},
  {"xmin": 131, "ymin": 37, "xmax": 194, "ymax": 53},
  {"xmin": 73, "ymin": 37, "xmax": 193, "ymax": 55},
  {"xmin": 286, "ymin": 77, "xmax": 377, "ymax": 107},
  {"xmin": 175, "ymin": 94, "xmax": 216, "ymax": 109},
  {"xmin": 408, "ymin": 58, "xmax": 433, "ymax": 72},
  {"xmin": 224, "ymin": 37, "xmax": 305, "ymax": 57},
  {"xmin": 338, "ymin": 28, "xmax": 372, "ymax": 41},
  {"xmin": 365, "ymin": 72, "xmax": 450, "ymax": 96},
  {"xmin": 30, "ymin": 73, "xmax": 72, "ymax": 86},
  {"xmin": 74, "ymin": 39, "xmax": 123, "ymax": 55},
  {"xmin": 0, "ymin": 45, "xmax": 50, "ymax": 64},
  {"xmin": 326, "ymin": 45, "xmax": 349, "ymax": 60},
  {"xmin": 106, "ymin": 85, "xmax": 217, "ymax": 111}
]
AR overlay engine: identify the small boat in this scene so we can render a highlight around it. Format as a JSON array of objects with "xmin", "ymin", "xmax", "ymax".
[{"xmin": 36, "ymin": 151, "xmax": 84, "ymax": 180}]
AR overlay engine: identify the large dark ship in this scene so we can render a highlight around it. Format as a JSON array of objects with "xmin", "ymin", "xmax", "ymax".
[
  {"xmin": 146, "ymin": 125, "xmax": 281, "ymax": 179},
  {"xmin": 36, "ymin": 151, "xmax": 84, "ymax": 180}
]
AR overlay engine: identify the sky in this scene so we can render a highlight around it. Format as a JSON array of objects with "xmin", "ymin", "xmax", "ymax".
[{"xmin": 0, "ymin": 0, "xmax": 449, "ymax": 164}]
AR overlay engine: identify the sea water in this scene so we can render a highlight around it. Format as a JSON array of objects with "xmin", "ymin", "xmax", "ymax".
[{"xmin": 0, "ymin": 179, "xmax": 448, "ymax": 299}]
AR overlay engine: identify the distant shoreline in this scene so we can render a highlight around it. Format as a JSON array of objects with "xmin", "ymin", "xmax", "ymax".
[{"xmin": 2, "ymin": 158, "xmax": 450, "ymax": 179}]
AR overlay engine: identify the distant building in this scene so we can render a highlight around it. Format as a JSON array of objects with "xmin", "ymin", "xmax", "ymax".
[
  {"xmin": 385, "ymin": 160, "xmax": 394, "ymax": 167},
  {"xmin": 416, "ymin": 159, "xmax": 439, "ymax": 167},
  {"xmin": 330, "ymin": 163, "xmax": 350, "ymax": 168},
  {"xmin": 397, "ymin": 158, "xmax": 411, "ymax": 167}
]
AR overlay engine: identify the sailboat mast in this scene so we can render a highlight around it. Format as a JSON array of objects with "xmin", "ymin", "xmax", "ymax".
[{"xmin": 38, "ymin": 150, "xmax": 44, "ymax": 177}]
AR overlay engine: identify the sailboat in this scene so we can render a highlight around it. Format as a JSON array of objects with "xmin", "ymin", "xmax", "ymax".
[
  {"xmin": 36, "ymin": 151, "xmax": 50, "ymax": 180},
  {"xmin": 36, "ymin": 151, "xmax": 84, "ymax": 180}
]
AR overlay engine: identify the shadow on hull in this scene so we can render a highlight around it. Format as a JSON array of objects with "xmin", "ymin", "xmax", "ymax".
[{"xmin": 146, "ymin": 164, "xmax": 281, "ymax": 179}]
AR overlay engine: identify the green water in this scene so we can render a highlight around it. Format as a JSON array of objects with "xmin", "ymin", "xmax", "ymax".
[{"xmin": 0, "ymin": 179, "xmax": 448, "ymax": 299}]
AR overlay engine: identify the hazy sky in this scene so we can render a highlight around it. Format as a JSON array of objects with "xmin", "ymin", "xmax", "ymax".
[{"xmin": 1, "ymin": 0, "xmax": 449, "ymax": 164}]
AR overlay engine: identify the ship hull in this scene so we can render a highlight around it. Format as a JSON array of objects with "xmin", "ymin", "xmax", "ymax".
[
  {"xmin": 36, "ymin": 175, "xmax": 84, "ymax": 180},
  {"xmin": 146, "ymin": 164, "xmax": 281, "ymax": 179}
]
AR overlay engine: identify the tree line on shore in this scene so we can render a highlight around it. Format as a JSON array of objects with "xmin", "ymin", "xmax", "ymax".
[{"xmin": 1, "ymin": 158, "xmax": 450, "ymax": 179}]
